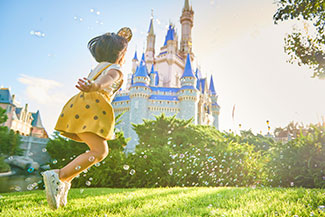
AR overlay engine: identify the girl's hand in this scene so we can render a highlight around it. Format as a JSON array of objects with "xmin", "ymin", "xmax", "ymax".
[{"xmin": 75, "ymin": 77, "xmax": 100, "ymax": 92}]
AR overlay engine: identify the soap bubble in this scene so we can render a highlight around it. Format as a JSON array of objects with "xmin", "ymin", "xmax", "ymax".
[
  {"xmin": 52, "ymin": 159, "xmax": 57, "ymax": 164},
  {"xmin": 14, "ymin": 186, "xmax": 22, "ymax": 191},
  {"xmin": 95, "ymin": 162, "xmax": 101, "ymax": 167},
  {"xmin": 42, "ymin": 148, "xmax": 47, "ymax": 152},
  {"xmin": 27, "ymin": 184, "xmax": 34, "ymax": 191},
  {"xmin": 75, "ymin": 166, "xmax": 81, "ymax": 170},
  {"xmin": 80, "ymin": 189, "xmax": 84, "ymax": 193},
  {"xmin": 85, "ymin": 181, "xmax": 91, "ymax": 186},
  {"xmin": 207, "ymin": 156, "xmax": 214, "ymax": 162},
  {"xmin": 168, "ymin": 168, "xmax": 173, "ymax": 175},
  {"xmin": 88, "ymin": 156, "xmax": 95, "ymax": 162},
  {"xmin": 27, "ymin": 167, "xmax": 34, "ymax": 173},
  {"xmin": 130, "ymin": 169, "xmax": 135, "ymax": 175},
  {"xmin": 96, "ymin": 11, "xmax": 101, "ymax": 15},
  {"xmin": 8, "ymin": 156, "xmax": 13, "ymax": 160},
  {"xmin": 179, "ymin": 154, "xmax": 185, "ymax": 158},
  {"xmin": 90, "ymin": 8, "xmax": 94, "ymax": 13},
  {"xmin": 123, "ymin": 165, "xmax": 129, "ymax": 170}
]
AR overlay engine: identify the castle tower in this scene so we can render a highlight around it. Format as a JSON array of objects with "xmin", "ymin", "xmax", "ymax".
[
  {"xmin": 165, "ymin": 25, "xmax": 178, "ymax": 56},
  {"xmin": 132, "ymin": 50, "xmax": 139, "ymax": 73},
  {"xmin": 209, "ymin": 75, "xmax": 220, "ymax": 129},
  {"xmin": 180, "ymin": 0, "xmax": 194, "ymax": 59},
  {"xmin": 145, "ymin": 17, "xmax": 156, "ymax": 71},
  {"xmin": 178, "ymin": 53, "xmax": 199, "ymax": 124},
  {"xmin": 128, "ymin": 54, "xmax": 151, "ymax": 152},
  {"xmin": 149, "ymin": 64, "xmax": 159, "ymax": 86}
]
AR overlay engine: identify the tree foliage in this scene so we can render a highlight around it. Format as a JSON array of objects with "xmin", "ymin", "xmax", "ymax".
[
  {"xmin": 44, "ymin": 113, "xmax": 325, "ymax": 188},
  {"xmin": 274, "ymin": 0, "xmax": 325, "ymax": 78},
  {"xmin": 0, "ymin": 107, "xmax": 8, "ymax": 124}
]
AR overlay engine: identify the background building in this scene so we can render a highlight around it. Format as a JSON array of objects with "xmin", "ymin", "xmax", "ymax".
[
  {"xmin": 0, "ymin": 87, "xmax": 48, "ymax": 138},
  {"xmin": 112, "ymin": 0, "xmax": 220, "ymax": 153}
]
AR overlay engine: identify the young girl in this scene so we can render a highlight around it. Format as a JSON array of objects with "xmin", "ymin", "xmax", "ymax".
[{"xmin": 42, "ymin": 27, "xmax": 132, "ymax": 210}]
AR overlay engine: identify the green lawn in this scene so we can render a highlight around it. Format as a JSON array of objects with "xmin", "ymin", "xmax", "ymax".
[{"xmin": 0, "ymin": 187, "xmax": 325, "ymax": 217}]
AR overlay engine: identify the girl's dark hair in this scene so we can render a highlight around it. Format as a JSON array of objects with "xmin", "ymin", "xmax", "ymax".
[{"xmin": 88, "ymin": 33, "xmax": 128, "ymax": 63}]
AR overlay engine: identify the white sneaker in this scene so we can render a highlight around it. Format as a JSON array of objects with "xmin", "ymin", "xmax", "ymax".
[
  {"xmin": 42, "ymin": 170, "xmax": 65, "ymax": 210},
  {"xmin": 60, "ymin": 181, "xmax": 71, "ymax": 207}
]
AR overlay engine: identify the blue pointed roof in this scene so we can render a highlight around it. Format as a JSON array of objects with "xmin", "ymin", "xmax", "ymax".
[
  {"xmin": 134, "ymin": 55, "xmax": 148, "ymax": 78},
  {"xmin": 150, "ymin": 64, "xmax": 155, "ymax": 74},
  {"xmin": 200, "ymin": 78, "xmax": 207, "ymax": 93},
  {"xmin": 195, "ymin": 68, "xmax": 202, "ymax": 79},
  {"xmin": 15, "ymin": 107, "xmax": 22, "ymax": 115},
  {"xmin": 148, "ymin": 18, "xmax": 154, "ymax": 34},
  {"xmin": 133, "ymin": 51, "xmax": 138, "ymax": 61},
  {"xmin": 209, "ymin": 75, "xmax": 216, "ymax": 95},
  {"xmin": 163, "ymin": 25, "xmax": 175, "ymax": 46},
  {"xmin": 149, "ymin": 65, "xmax": 159, "ymax": 85},
  {"xmin": 31, "ymin": 110, "xmax": 44, "ymax": 128},
  {"xmin": 141, "ymin": 53, "xmax": 145, "ymax": 62},
  {"xmin": 181, "ymin": 53, "xmax": 195, "ymax": 78},
  {"xmin": 195, "ymin": 68, "xmax": 202, "ymax": 90},
  {"xmin": 196, "ymin": 79, "xmax": 200, "ymax": 90},
  {"xmin": 0, "ymin": 88, "xmax": 12, "ymax": 104}
]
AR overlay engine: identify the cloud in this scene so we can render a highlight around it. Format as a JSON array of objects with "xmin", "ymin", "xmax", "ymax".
[{"xmin": 18, "ymin": 74, "xmax": 66, "ymax": 105}]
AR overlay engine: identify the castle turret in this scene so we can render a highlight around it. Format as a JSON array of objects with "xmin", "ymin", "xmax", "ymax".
[
  {"xmin": 195, "ymin": 68, "xmax": 202, "ymax": 90},
  {"xmin": 145, "ymin": 18, "xmax": 156, "ymax": 71},
  {"xmin": 164, "ymin": 25, "xmax": 177, "ymax": 56},
  {"xmin": 180, "ymin": 0, "xmax": 194, "ymax": 59},
  {"xmin": 128, "ymin": 54, "xmax": 151, "ymax": 152},
  {"xmin": 209, "ymin": 75, "xmax": 220, "ymax": 129},
  {"xmin": 178, "ymin": 53, "xmax": 199, "ymax": 124},
  {"xmin": 132, "ymin": 50, "xmax": 139, "ymax": 73},
  {"xmin": 149, "ymin": 64, "xmax": 159, "ymax": 86}
]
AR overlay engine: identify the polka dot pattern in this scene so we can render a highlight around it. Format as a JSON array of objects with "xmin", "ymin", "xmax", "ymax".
[{"xmin": 54, "ymin": 85, "xmax": 116, "ymax": 142}]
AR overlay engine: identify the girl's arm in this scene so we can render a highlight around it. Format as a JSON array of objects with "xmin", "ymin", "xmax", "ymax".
[{"xmin": 76, "ymin": 69, "xmax": 122, "ymax": 92}]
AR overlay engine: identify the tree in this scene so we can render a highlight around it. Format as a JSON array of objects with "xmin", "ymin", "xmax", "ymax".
[
  {"xmin": 274, "ymin": 0, "xmax": 325, "ymax": 78},
  {"xmin": 0, "ymin": 107, "xmax": 23, "ymax": 156},
  {"xmin": 0, "ymin": 107, "xmax": 8, "ymax": 124}
]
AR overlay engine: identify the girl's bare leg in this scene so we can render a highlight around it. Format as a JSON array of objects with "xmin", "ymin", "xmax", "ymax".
[{"xmin": 55, "ymin": 132, "xmax": 109, "ymax": 183}]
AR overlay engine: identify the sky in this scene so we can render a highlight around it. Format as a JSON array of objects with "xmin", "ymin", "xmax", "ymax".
[{"xmin": 1, "ymin": 0, "xmax": 325, "ymax": 136}]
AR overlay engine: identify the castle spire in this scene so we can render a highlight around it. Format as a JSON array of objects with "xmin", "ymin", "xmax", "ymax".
[
  {"xmin": 146, "ymin": 13, "xmax": 156, "ymax": 69},
  {"xmin": 133, "ymin": 50, "xmax": 138, "ymax": 61},
  {"xmin": 181, "ymin": 53, "xmax": 195, "ymax": 78},
  {"xmin": 183, "ymin": 0, "xmax": 190, "ymax": 11},
  {"xmin": 180, "ymin": 0, "xmax": 194, "ymax": 59},
  {"xmin": 148, "ymin": 18, "xmax": 154, "ymax": 35},
  {"xmin": 209, "ymin": 75, "xmax": 216, "ymax": 95}
]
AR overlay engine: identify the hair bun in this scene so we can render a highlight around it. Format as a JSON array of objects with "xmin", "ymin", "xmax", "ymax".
[{"xmin": 117, "ymin": 27, "xmax": 132, "ymax": 42}]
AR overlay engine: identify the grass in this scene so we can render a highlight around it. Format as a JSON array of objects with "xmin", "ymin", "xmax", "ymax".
[{"xmin": 0, "ymin": 187, "xmax": 325, "ymax": 217}]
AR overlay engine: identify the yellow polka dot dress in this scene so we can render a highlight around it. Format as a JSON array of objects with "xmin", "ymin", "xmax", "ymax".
[{"xmin": 54, "ymin": 62, "xmax": 123, "ymax": 142}]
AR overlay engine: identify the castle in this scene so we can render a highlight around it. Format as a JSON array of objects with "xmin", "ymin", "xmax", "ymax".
[
  {"xmin": 0, "ymin": 88, "xmax": 48, "ymax": 138},
  {"xmin": 111, "ymin": 0, "xmax": 220, "ymax": 153}
]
